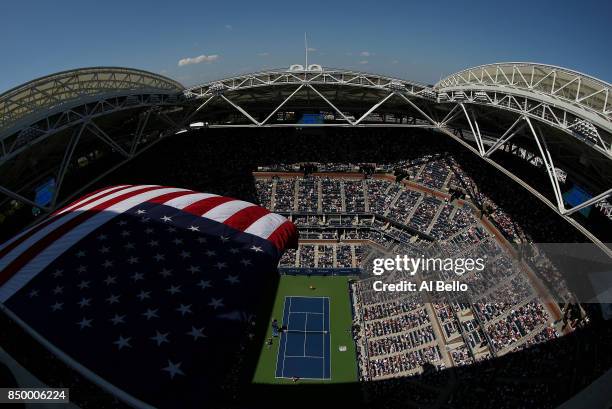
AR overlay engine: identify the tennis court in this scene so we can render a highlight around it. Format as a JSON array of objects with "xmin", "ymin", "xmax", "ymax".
[{"xmin": 275, "ymin": 296, "xmax": 331, "ymax": 380}]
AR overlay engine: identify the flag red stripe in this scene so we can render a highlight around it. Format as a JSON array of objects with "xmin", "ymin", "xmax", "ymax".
[
  {"xmin": 223, "ymin": 205, "xmax": 269, "ymax": 232},
  {"xmin": 182, "ymin": 196, "xmax": 234, "ymax": 216},
  {"xmin": 267, "ymin": 220, "xmax": 299, "ymax": 251},
  {"xmin": 147, "ymin": 190, "xmax": 194, "ymax": 204},
  {"xmin": 50, "ymin": 185, "xmax": 128, "ymax": 216},
  {"xmin": 0, "ymin": 185, "xmax": 131, "ymax": 259},
  {"xmin": 56, "ymin": 185, "xmax": 134, "ymax": 215},
  {"xmin": 0, "ymin": 186, "xmax": 162, "ymax": 287}
]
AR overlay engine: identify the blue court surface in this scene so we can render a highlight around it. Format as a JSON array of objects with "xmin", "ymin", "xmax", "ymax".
[{"xmin": 275, "ymin": 296, "xmax": 331, "ymax": 380}]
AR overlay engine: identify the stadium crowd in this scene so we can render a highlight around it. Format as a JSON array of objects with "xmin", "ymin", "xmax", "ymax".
[
  {"xmin": 254, "ymin": 161, "xmax": 567, "ymax": 383},
  {"xmin": 1, "ymin": 127, "xmax": 609, "ymax": 408}
]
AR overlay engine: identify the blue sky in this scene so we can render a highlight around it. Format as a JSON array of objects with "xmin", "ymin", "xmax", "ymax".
[{"xmin": 1, "ymin": 0, "xmax": 611, "ymax": 92}]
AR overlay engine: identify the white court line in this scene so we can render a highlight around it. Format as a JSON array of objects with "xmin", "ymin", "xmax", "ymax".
[
  {"xmin": 290, "ymin": 311, "xmax": 324, "ymax": 314},
  {"xmin": 287, "ymin": 295, "xmax": 327, "ymax": 299},
  {"xmin": 281, "ymin": 297, "xmax": 291, "ymax": 378},
  {"xmin": 274, "ymin": 375, "xmax": 330, "ymax": 380},
  {"xmin": 303, "ymin": 312, "xmax": 308, "ymax": 356},
  {"xmin": 322, "ymin": 297, "xmax": 325, "ymax": 378},
  {"xmin": 276, "ymin": 296, "xmax": 332, "ymax": 381},
  {"xmin": 321, "ymin": 297, "xmax": 331, "ymax": 380},
  {"xmin": 274, "ymin": 296, "xmax": 286, "ymax": 378}
]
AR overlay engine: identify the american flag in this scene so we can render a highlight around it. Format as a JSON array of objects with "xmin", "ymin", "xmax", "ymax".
[{"xmin": 0, "ymin": 185, "xmax": 297, "ymax": 408}]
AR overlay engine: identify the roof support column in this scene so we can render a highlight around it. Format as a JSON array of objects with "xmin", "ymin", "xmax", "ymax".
[
  {"xmin": 459, "ymin": 103, "xmax": 485, "ymax": 155},
  {"xmin": 525, "ymin": 116, "xmax": 566, "ymax": 213}
]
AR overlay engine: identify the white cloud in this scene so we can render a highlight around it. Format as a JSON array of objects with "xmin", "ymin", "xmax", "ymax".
[
  {"xmin": 307, "ymin": 47, "xmax": 317, "ymax": 52},
  {"xmin": 359, "ymin": 60, "xmax": 369, "ymax": 65},
  {"xmin": 178, "ymin": 54, "xmax": 219, "ymax": 66},
  {"xmin": 391, "ymin": 59, "xmax": 399, "ymax": 64},
  {"xmin": 225, "ymin": 24, "xmax": 233, "ymax": 30},
  {"xmin": 257, "ymin": 52, "xmax": 270, "ymax": 56},
  {"xmin": 359, "ymin": 51, "xmax": 371, "ymax": 57}
]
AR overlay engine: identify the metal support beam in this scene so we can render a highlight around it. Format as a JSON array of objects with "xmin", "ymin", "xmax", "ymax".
[
  {"xmin": 484, "ymin": 115, "xmax": 525, "ymax": 157},
  {"xmin": 51, "ymin": 123, "xmax": 86, "ymax": 208},
  {"xmin": 354, "ymin": 92, "xmax": 395, "ymax": 125},
  {"xmin": 182, "ymin": 95, "xmax": 215, "ymax": 124},
  {"xmin": 87, "ymin": 121, "xmax": 130, "ymax": 158},
  {"xmin": 537, "ymin": 122, "xmax": 568, "ymax": 213},
  {"xmin": 0, "ymin": 185, "xmax": 47, "ymax": 211},
  {"xmin": 52, "ymin": 127, "xmax": 173, "ymax": 212},
  {"xmin": 205, "ymin": 123, "xmax": 436, "ymax": 129},
  {"xmin": 440, "ymin": 104, "xmax": 461, "ymax": 127},
  {"xmin": 260, "ymin": 85, "xmax": 305, "ymax": 125},
  {"xmin": 306, "ymin": 84, "xmax": 355, "ymax": 125},
  {"xmin": 394, "ymin": 92, "xmax": 438, "ymax": 126},
  {"xmin": 473, "ymin": 115, "xmax": 485, "ymax": 154},
  {"xmin": 157, "ymin": 111, "xmax": 179, "ymax": 130},
  {"xmin": 459, "ymin": 103, "xmax": 485, "ymax": 155},
  {"xmin": 525, "ymin": 117, "xmax": 566, "ymax": 212},
  {"xmin": 219, "ymin": 95, "xmax": 260, "ymax": 125},
  {"xmin": 130, "ymin": 110, "xmax": 152, "ymax": 156}
]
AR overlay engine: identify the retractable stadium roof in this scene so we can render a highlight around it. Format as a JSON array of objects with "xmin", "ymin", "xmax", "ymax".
[{"xmin": 0, "ymin": 63, "xmax": 610, "ymax": 255}]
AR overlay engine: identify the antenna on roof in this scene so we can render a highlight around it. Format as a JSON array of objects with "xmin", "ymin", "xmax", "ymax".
[{"xmin": 304, "ymin": 32, "xmax": 308, "ymax": 70}]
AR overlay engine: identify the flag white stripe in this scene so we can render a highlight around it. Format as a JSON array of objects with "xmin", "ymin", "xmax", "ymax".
[
  {"xmin": 56, "ymin": 185, "xmax": 131, "ymax": 215},
  {"xmin": 0, "ymin": 185, "xmax": 134, "ymax": 254},
  {"xmin": 163, "ymin": 192, "xmax": 219, "ymax": 209},
  {"xmin": 201, "ymin": 200, "xmax": 256, "ymax": 223},
  {"xmin": 0, "ymin": 187, "xmax": 185, "ymax": 302},
  {"xmin": 0, "ymin": 185, "xmax": 159, "ymax": 272},
  {"xmin": 243, "ymin": 213, "xmax": 287, "ymax": 239}
]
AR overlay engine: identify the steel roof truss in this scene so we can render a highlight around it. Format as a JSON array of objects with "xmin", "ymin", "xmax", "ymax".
[
  {"xmin": 86, "ymin": 121, "xmax": 129, "ymax": 158},
  {"xmin": 484, "ymin": 115, "xmax": 525, "ymax": 157}
]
